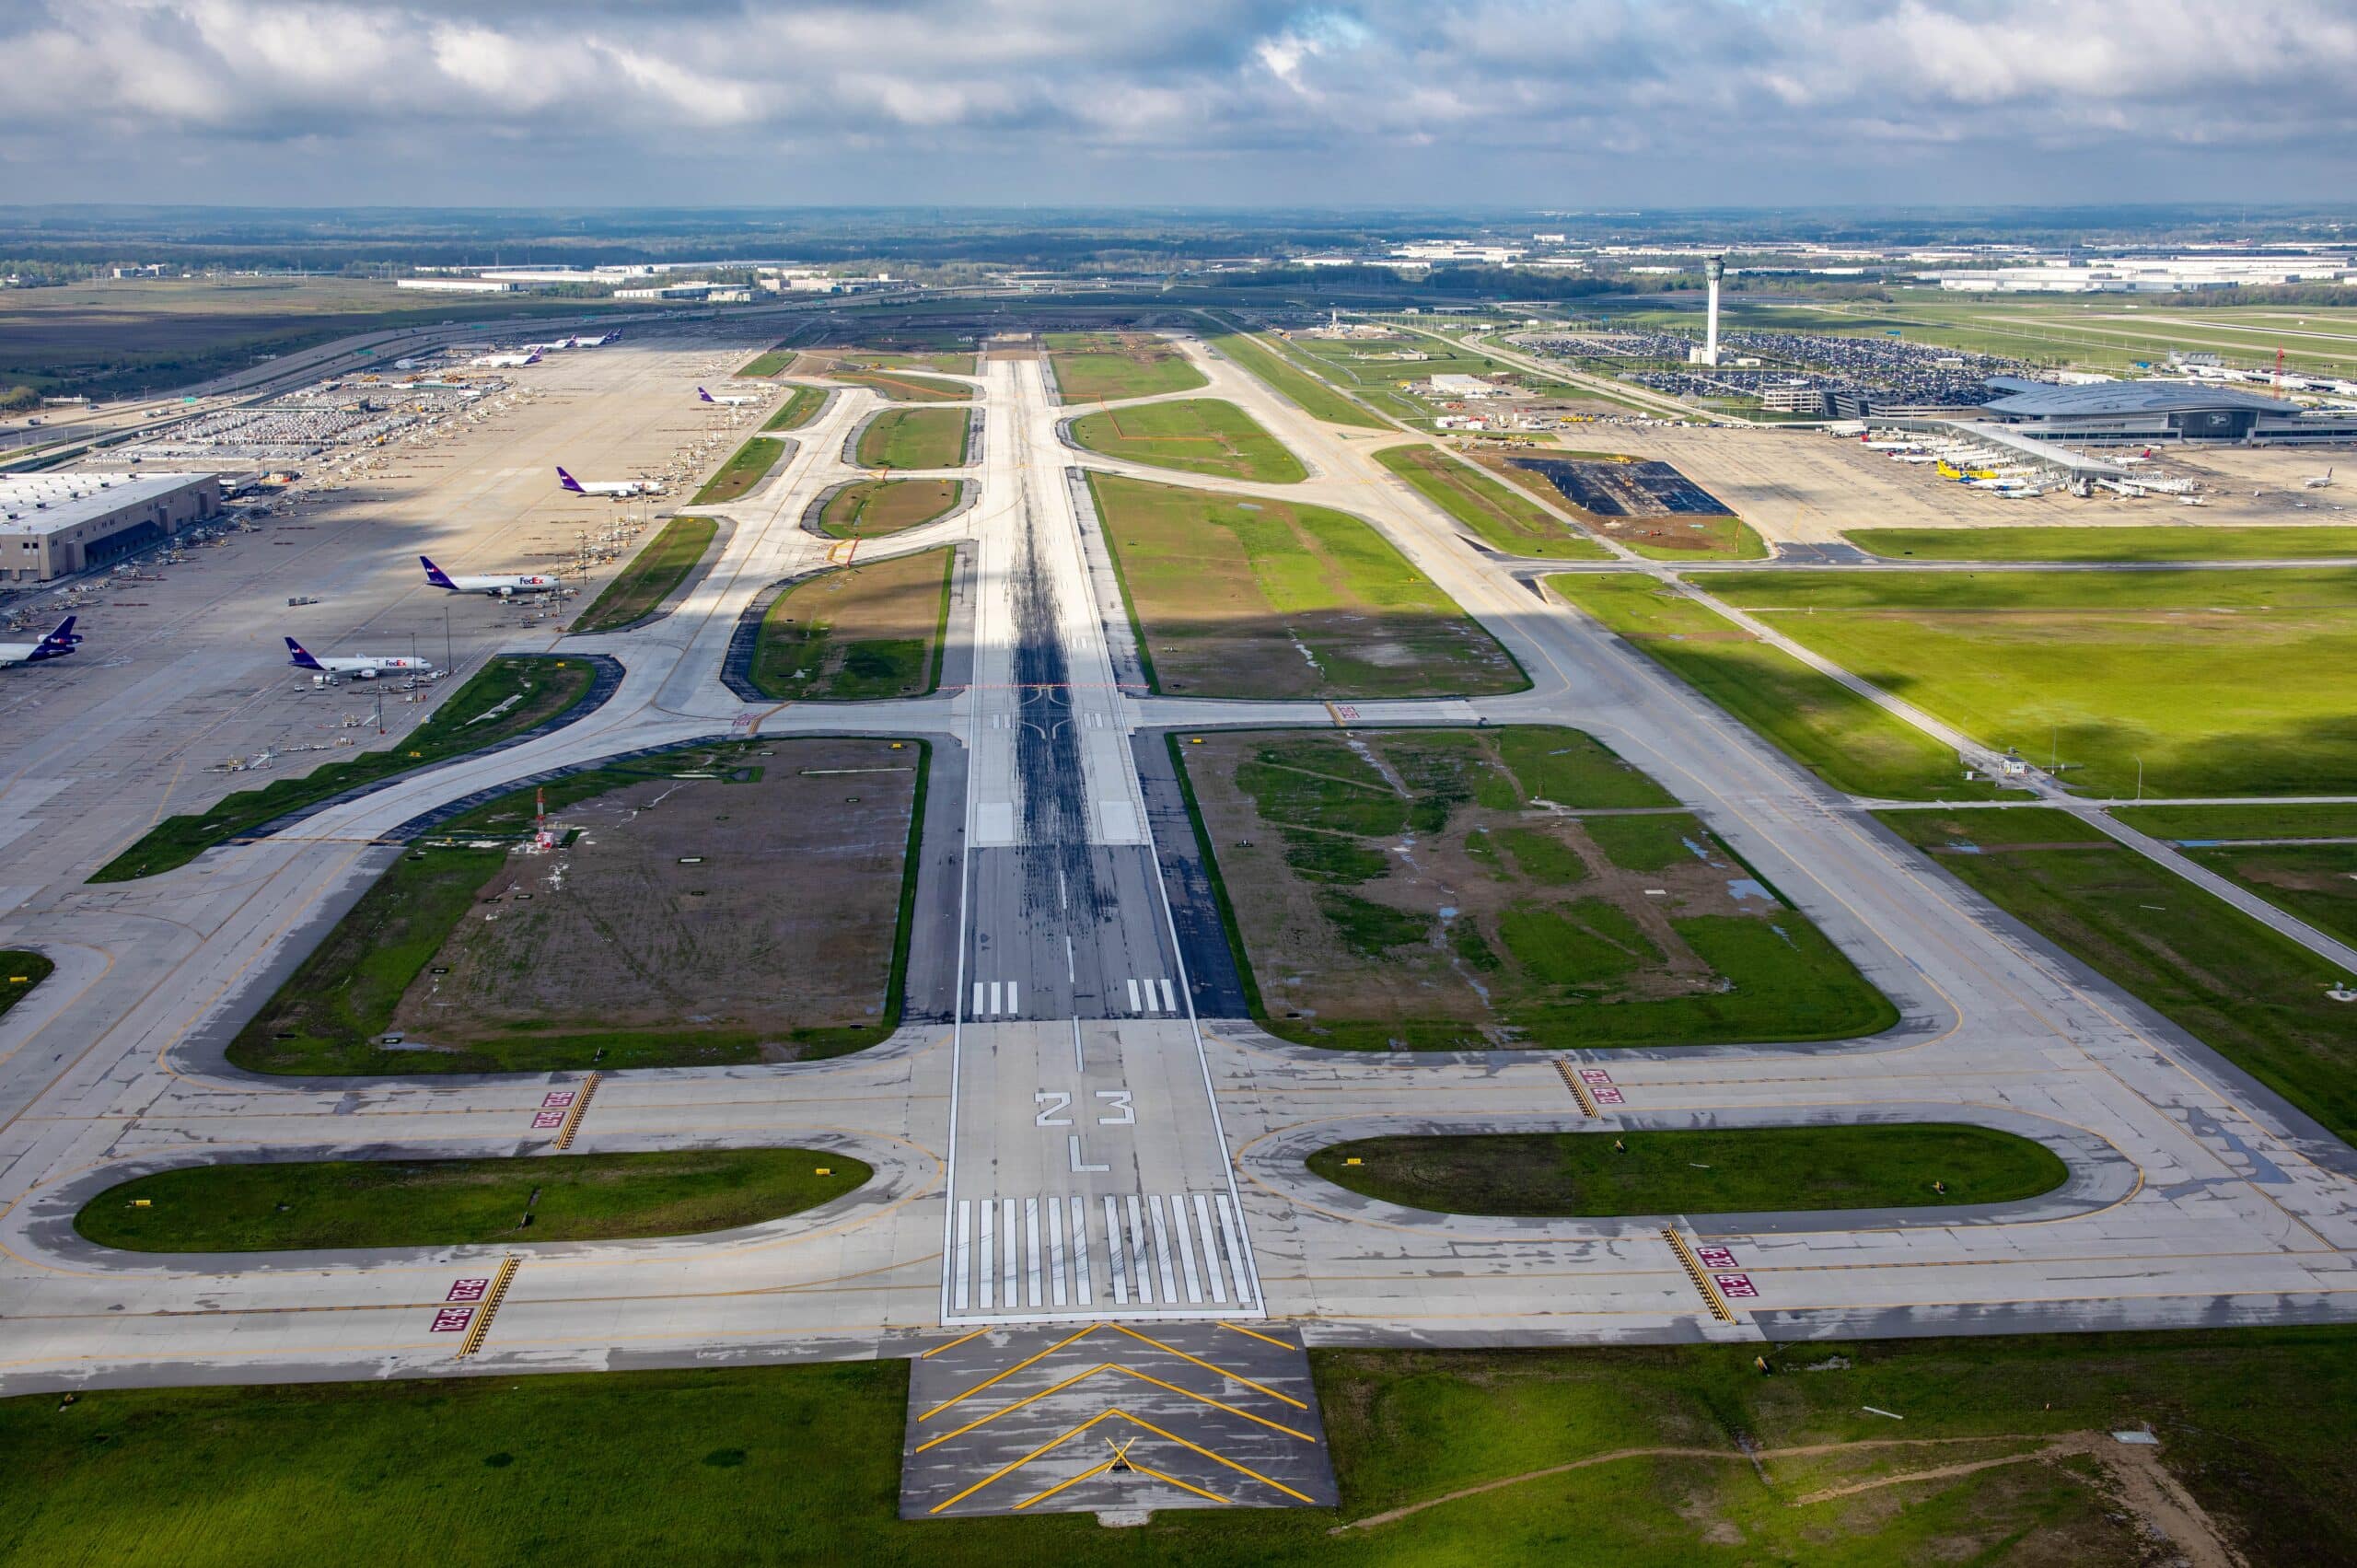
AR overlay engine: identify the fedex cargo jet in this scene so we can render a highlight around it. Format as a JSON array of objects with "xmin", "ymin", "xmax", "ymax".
[
  {"xmin": 285, "ymin": 637, "xmax": 433, "ymax": 679},
  {"xmin": 699, "ymin": 387, "xmax": 758, "ymax": 406},
  {"xmin": 556, "ymin": 466, "xmax": 657, "ymax": 498},
  {"xmin": 420, "ymin": 556, "xmax": 562, "ymax": 596},
  {"xmin": 0, "ymin": 615, "xmax": 81, "ymax": 669}
]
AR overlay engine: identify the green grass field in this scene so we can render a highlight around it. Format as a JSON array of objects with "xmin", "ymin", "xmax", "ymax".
[
  {"xmin": 1306, "ymin": 1125, "xmax": 2065, "ymax": 1216},
  {"xmin": 7, "ymin": 1329, "xmax": 2351, "ymax": 1563},
  {"xmin": 92, "ymin": 656, "xmax": 600, "ymax": 883},
  {"xmin": 1205, "ymin": 328, "xmax": 1390, "ymax": 428},
  {"xmin": 688, "ymin": 436, "xmax": 786, "ymax": 505},
  {"xmin": 1376, "ymin": 443, "xmax": 1609, "ymax": 559},
  {"xmin": 1089, "ymin": 473, "xmax": 1525, "ymax": 699},
  {"xmin": 568, "ymin": 517, "xmax": 715, "ymax": 633},
  {"xmin": 738, "ymin": 347, "xmax": 796, "ymax": 377},
  {"xmin": 2113, "ymin": 803, "xmax": 2357, "ymax": 840},
  {"xmin": 0, "ymin": 951, "xmax": 52, "ymax": 1023},
  {"xmin": 761, "ymin": 384, "xmax": 826, "ymax": 430},
  {"xmin": 2179, "ymin": 840, "xmax": 2357, "ymax": 950},
  {"xmin": 1175, "ymin": 727, "xmax": 1894, "ymax": 1051},
  {"xmin": 818, "ymin": 478, "xmax": 965, "ymax": 539},
  {"xmin": 1286, "ymin": 330, "xmax": 1570, "ymax": 426},
  {"xmin": 76, "ymin": 1150, "xmax": 870, "ymax": 1252},
  {"xmin": 1699, "ymin": 566, "xmax": 2357, "ymax": 798},
  {"xmin": 1880, "ymin": 808, "xmax": 2357, "ymax": 1139},
  {"xmin": 1552, "ymin": 574, "xmax": 2002, "ymax": 801},
  {"xmin": 856, "ymin": 406, "xmax": 970, "ymax": 470},
  {"xmin": 1046, "ymin": 331, "xmax": 1207, "ymax": 401},
  {"xmin": 1069, "ymin": 398, "xmax": 1306, "ymax": 483},
  {"xmin": 1849, "ymin": 525, "xmax": 2357, "ymax": 562},
  {"xmin": 749, "ymin": 548, "xmax": 954, "ymax": 701},
  {"xmin": 226, "ymin": 739, "xmax": 926, "ymax": 1075}
]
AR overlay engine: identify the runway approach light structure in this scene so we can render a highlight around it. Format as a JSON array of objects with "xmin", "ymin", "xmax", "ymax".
[{"xmin": 1689, "ymin": 255, "xmax": 1725, "ymax": 366}]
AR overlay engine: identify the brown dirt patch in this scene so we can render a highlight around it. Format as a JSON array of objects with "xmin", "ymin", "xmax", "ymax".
[{"xmin": 391, "ymin": 738, "xmax": 916, "ymax": 1054}]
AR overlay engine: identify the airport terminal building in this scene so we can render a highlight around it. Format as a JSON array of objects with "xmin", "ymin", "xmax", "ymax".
[
  {"xmin": 0, "ymin": 472, "xmax": 222, "ymax": 583},
  {"xmin": 1976, "ymin": 380, "xmax": 2357, "ymax": 445}
]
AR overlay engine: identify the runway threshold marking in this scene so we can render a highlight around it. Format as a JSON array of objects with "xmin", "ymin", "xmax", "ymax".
[{"xmin": 1663, "ymin": 1228, "xmax": 1738, "ymax": 1325}]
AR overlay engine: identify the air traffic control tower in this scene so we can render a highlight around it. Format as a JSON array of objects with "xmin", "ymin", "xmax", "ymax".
[{"xmin": 1689, "ymin": 254, "xmax": 1725, "ymax": 366}]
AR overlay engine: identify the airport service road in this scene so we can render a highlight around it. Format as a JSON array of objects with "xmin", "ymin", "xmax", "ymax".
[
  {"xmin": 0, "ymin": 331, "xmax": 2352, "ymax": 1407},
  {"xmin": 941, "ymin": 354, "xmax": 1259, "ymax": 1325}
]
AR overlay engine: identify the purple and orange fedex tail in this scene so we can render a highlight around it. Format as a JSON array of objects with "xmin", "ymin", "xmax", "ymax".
[{"xmin": 420, "ymin": 556, "xmax": 460, "ymax": 590}]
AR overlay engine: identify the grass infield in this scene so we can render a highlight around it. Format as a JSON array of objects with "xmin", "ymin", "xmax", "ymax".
[
  {"xmin": 1699, "ymin": 566, "xmax": 2357, "ymax": 798},
  {"xmin": 76, "ymin": 1149, "xmax": 872, "ymax": 1252},
  {"xmin": 568, "ymin": 516, "xmax": 715, "ymax": 633},
  {"xmin": 856, "ymin": 406, "xmax": 970, "ymax": 470},
  {"xmin": 1307, "ymin": 1125, "xmax": 2067, "ymax": 1217},
  {"xmin": 750, "ymin": 548, "xmax": 955, "ymax": 702},
  {"xmin": 761, "ymin": 384, "xmax": 825, "ymax": 431},
  {"xmin": 6, "ymin": 1330, "xmax": 2353, "ymax": 1561},
  {"xmin": 1551, "ymin": 574, "xmax": 2002, "ymax": 802},
  {"xmin": 817, "ymin": 478, "xmax": 964, "ymax": 540},
  {"xmin": 1046, "ymin": 331, "xmax": 1208, "ymax": 401},
  {"xmin": 91, "ymin": 656, "xmax": 600, "ymax": 884},
  {"xmin": 1089, "ymin": 472, "xmax": 1524, "ymax": 700},
  {"xmin": 689, "ymin": 436, "xmax": 785, "ymax": 506},
  {"xmin": 226, "ymin": 738, "xmax": 928, "ymax": 1075},
  {"xmin": 0, "ymin": 951, "xmax": 52, "ymax": 1023},
  {"xmin": 1069, "ymin": 397, "xmax": 1307, "ymax": 483}
]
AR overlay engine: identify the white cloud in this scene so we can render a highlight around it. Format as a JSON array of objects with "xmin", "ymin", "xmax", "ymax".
[{"xmin": 0, "ymin": 0, "xmax": 2349, "ymax": 201}]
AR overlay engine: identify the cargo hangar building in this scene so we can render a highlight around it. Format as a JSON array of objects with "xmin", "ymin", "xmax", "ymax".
[
  {"xmin": 1974, "ymin": 380, "xmax": 2357, "ymax": 446},
  {"xmin": 0, "ymin": 472, "xmax": 222, "ymax": 583}
]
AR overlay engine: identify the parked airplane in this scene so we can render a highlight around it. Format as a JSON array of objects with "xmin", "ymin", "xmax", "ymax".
[
  {"xmin": 470, "ymin": 351, "xmax": 541, "ymax": 369},
  {"xmin": 420, "ymin": 556, "xmax": 563, "ymax": 596},
  {"xmin": 2305, "ymin": 467, "xmax": 2335, "ymax": 489},
  {"xmin": 556, "ymin": 466, "xmax": 657, "ymax": 498},
  {"xmin": 0, "ymin": 615, "xmax": 80, "ymax": 669},
  {"xmin": 285, "ymin": 637, "xmax": 433, "ymax": 679},
  {"xmin": 699, "ymin": 387, "xmax": 758, "ymax": 406}
]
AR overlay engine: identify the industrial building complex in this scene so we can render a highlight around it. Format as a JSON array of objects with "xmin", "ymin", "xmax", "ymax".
[{"xmin": 0, "ymin": 471, "xmax": 221, "ymax": 581}]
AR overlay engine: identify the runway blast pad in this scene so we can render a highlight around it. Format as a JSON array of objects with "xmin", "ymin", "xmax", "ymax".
[{"xmin": 900, "ymin": 1320, "xmax": 1338, "ymax": 1520}]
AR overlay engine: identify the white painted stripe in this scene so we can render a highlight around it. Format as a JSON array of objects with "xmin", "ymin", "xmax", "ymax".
[
  {"xmin": 1126, "ymin": 978, "xmax": 1141, "ymax": 1013},
  {"xmin": 1001, "ymin": 1198, "xmax": 1018, "ymax": 1311},
  {"xmin": 1047, "ymin": 1196, "xmax": 1069, "ymax": 1307},
  {"xmin": 1008, "ymin": 981, "xmax": 1019, "ymax": 1016},
  {"xmin": 989, "ymin": 981, "xmax": 1003, "ymax": 1016},
  {"xmin": 1070, "ymin": 1199, "xmax": 1092, "ymax": 1306},
  {"xmin": 1214, "ymin": 1193, "xmax": 1256, "ymax": 1308},
  {"xmin": 1147, "ymin": 1195, "xmax": 1179, "ymax": 1305},
  {"xmin": 1105, "ymin": 1195, "xmax": 1129, "ymax": 1306},
  {"xmin": 1025, "ymin": 1197, "xmax": 1042, "ymax": 1308},
  {"xmin": 1159, "ymin": 978, "xmax": 1177, "ymax": 1014},
  {"xmin": 971, "ymin": 982, "xmax": 983, "ymax": 1016},
  {"xmin": 1168, "ymin": 1195, "xmax": 1204, "ymax": 1305},
  {"xmin": 1193, "ymin": 1193, "xmax": 1226, "ymax": 1302},
  {"xmin": 977, "ymin": 1198, "xmax": 993, "ymax": 1312},
  {"xmin": 953, "ymin": 1201, "xmax": 972, "ymax": 1312},
  {"xmin": 1128, "ymin": 1195, "xmax": 1155, "ymax": 1306}
]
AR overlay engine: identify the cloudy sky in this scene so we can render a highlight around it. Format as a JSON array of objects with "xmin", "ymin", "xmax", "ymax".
[{"xmin": 1, "ymin": 0, "xmax": 2351, "ymax": 207}]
